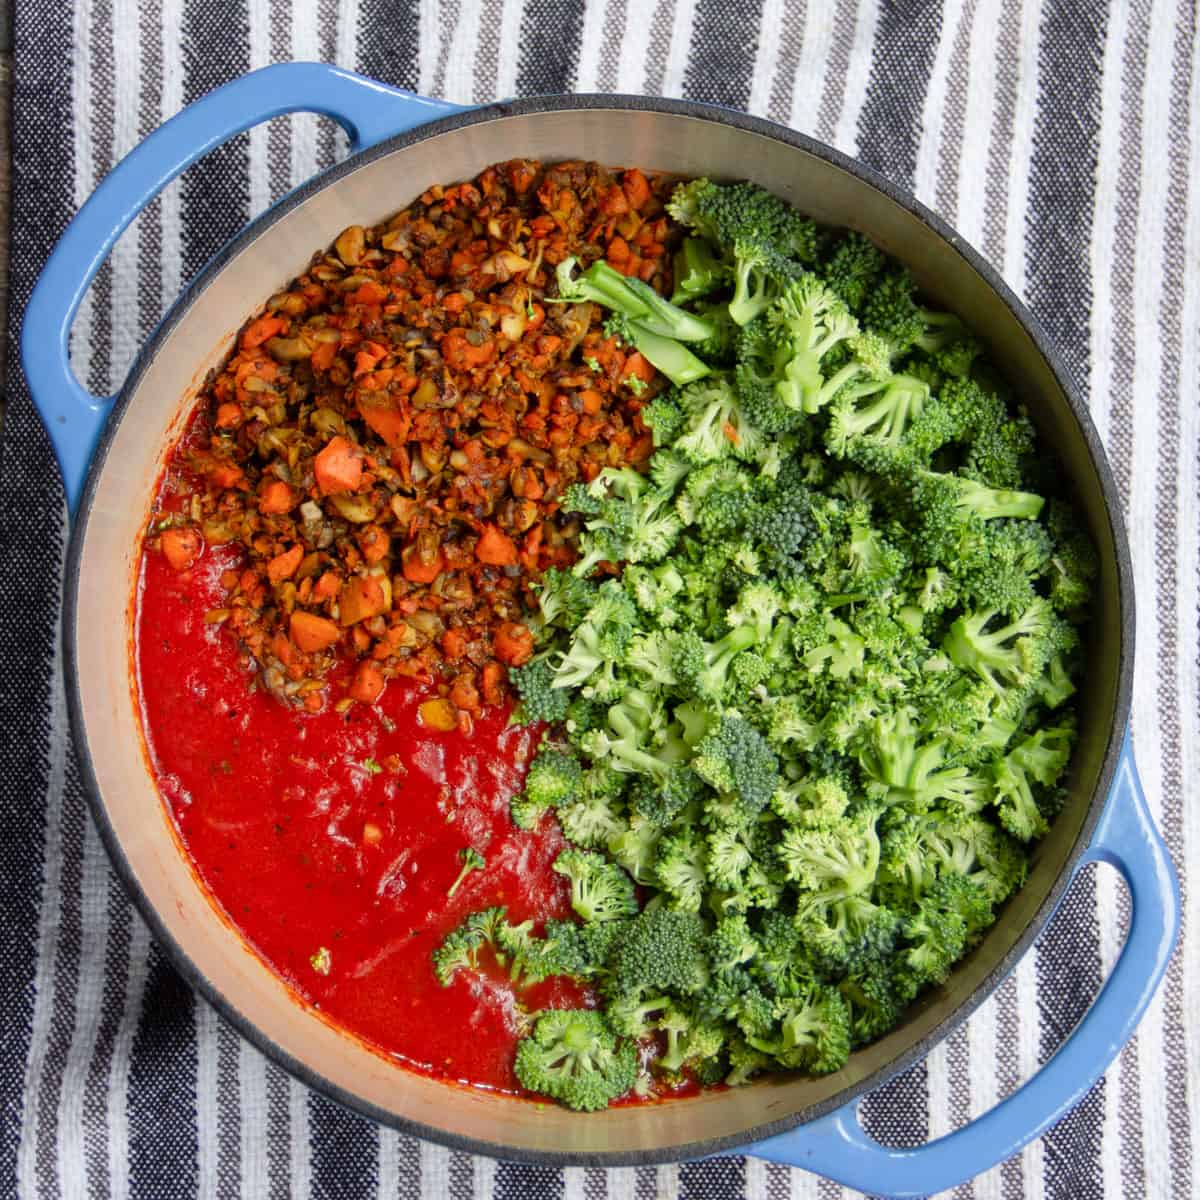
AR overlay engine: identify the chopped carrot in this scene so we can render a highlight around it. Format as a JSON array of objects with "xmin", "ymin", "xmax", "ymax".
[
  {"xmin": 481, "ymin": 662, "xmax": 505, "ymax": 707},
  {"xmin": 350, "ymin": 281, "xmax": 388, "ymax": 306},
  {"xmin": 607, "ymin": 237, "xmax": 631, "ymax": 265},
  {"xmin": 401, "ymin": 542, "xmax": 444, "ymax": 583},
  {"xmin": 289, "ymin": 611, "xmax": 341, "ymax": 653},
  {"xmin": 313, "ymin": 571, "xmax": 342, "ymax": 601},
  {"xmin": 442, "ymin": 327, "xmax": 496, "ymax": 370},
  {"xmin": 475, "ymin": 524, "xmax": 518, "ymax": 567},
  {"xmin": 313, "ymin": 435, "xmax": 363, "ymax": 495},
  {"xmin": 338, "ymin": 575, "xmax": 389, "ymax": 626},
  {"xmin": 493, "ymin": 622, "xmax": 533, "ymax": 666},
  {"xmin": 310, "ymin": 340, "xmax": 337, "ymax": 371},
  {"xmin": 357, "ymin": 524, "xmax": 391, "ymax": 565},
  {"xmin": 442, "ymin": 628, "xmax": 468, "ymax": 660},
  {"xmin": 449, "ymin": 674, "xmax": 482, "ymax": 716},
  {"xmin": 623, "ymin": 352, "xmax": 655, "ymax": 384},
  {"xmin": 359, "ymin": 398, "xmax": 411, "ymax": 449},
  {"xmin": 269, "ymin": 633, "xmax": 294, "ymax": 666},
  {"xmin": 601, "ymin": 187, "xmax": 629, "ymax": 217},
  {"xmin": 214, "ymin": 402, "xmax": 243, "ymax": 429},
  {"xmin": 267, "ymin": 544, "xmax": 304, "ymax": 585},
  {"xmin": 240, "ymin": 314, "xmax": 287, "ymax": 350},
  {"xmin": 353, "ymin": 341, "xmax": 389, "ymax": 379},
  {"xmin": 362, "ymin": 821, "xmax": 384, "ymax": 846},
  {"xmin": 208, "ymin": 462, "xmax": 244, "ymax": 490},
  {"xmin": 258, "ymin": 479, "xmax": 297, "ymax": 514},
  {"xmin": 622, "ymin": 168, "xmax": 651, "ymax": 210},
  {"xmin": 161, "ymin": 527, "xmax": 203, "ymax": 572},
  {"xmin": 349, "ymin": 660, "xmax": 385, "ymax": 704}
]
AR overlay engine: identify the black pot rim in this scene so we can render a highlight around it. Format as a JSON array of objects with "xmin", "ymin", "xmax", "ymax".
[{"xmin": 63, "ymin": 90, "xmax": 1135, "ymax": 1168}]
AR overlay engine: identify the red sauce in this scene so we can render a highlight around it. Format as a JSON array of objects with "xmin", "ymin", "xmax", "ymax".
[{"xmin": 136, "ymin": 536, "xmax": 594, "ymax": 1093}]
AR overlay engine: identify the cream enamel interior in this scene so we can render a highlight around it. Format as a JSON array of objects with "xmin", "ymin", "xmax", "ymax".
[{"xmin": 72, "ymin": 107, "xmax": 1124, "ymax": 1161}]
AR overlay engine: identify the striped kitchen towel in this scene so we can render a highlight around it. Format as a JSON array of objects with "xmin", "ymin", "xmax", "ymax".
[{"xmin": 1, "ymin": 1, "xmax": 1195, "ymax": 1197}]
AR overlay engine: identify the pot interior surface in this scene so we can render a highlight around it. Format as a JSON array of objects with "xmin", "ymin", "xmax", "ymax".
[{"xmin": 70, "ymin": 102, "xmax": 1128, "ymax": 1163}]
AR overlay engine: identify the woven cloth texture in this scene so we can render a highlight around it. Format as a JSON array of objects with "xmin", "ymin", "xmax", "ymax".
[{"xmin": 2, "ymin": 1, "xmax": 1196, "ymax": 1197}]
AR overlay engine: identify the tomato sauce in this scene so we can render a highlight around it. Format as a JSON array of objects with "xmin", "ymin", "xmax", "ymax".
[{"xmin": 136, "ymin": 537, "xmax": 592, "ymax": 1093}]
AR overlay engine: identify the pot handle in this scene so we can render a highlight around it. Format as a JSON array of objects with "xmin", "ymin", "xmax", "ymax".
[
  {"xmin": 21, "ymin": 62, "xmax": 461, "ymax": 511},
  {"xmin": 740, "ymin": 730, "xmax": 1178, "ymax": 1197}
]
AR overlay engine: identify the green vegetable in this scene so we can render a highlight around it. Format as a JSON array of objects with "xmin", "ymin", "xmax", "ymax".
[
  {"xmin": 435, "ymin": 178, "xmax": 1095, "ymax": 1112},
  {"xmin": 446, "ymin": 847, "xmax": 486, "ymax": 898}
]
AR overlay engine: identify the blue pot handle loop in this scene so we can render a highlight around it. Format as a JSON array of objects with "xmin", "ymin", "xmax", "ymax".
[
  {"xmin": 744, "ymin": 731, "xmax": 1179, "ymax": 1198},
  {"xmin": 21, "ymin": 62, "xmax": 461, "ymax": 512}
]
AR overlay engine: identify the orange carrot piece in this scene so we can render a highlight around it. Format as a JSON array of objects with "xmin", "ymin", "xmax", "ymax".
[
  {"xmin": 310, "ymin": 340, "xmax": 337, "ymax": 372},
  {"xmin": 493, "ymin": 622, "xmax": 534, "ymax": 666},
  {"xmin": 214, "ymin": 402, "xmax": 243, "ymax": 429},
  {"xmin": 349, "ymin": 661, "xmax": 386, "ymax": 704},
  {"xmin": 622, "ymin": 168, "xmax": 651, "ymax": 210},
  {"xmin": 481, "ymin": 662, "xmax": 505, "ymax": 707},
  {"xmin": 357, "ymin": 524, "xmax": 391, "ymax": 565},
  {"xmin": 351, "ymin": 281, "xmax": 388, "ymax": 306},
  {"xmin": 401, "ymin": 543, "xmax": 444, "ymax": 583},
  {"xmin": 441, "ymin": 628, "xmax": 468, "ymax": 660},
  {"xmin": 313, "ymin": 570, "xmax": 342, "ymax": 601},
  {"xmin": 289, "ymin": 610, "xmax": 341, "ymax": 653},
  {"xmin": 258, "ymin": 479, "xmax": 297, "ymax": 514},
  {"xmin": 161, "ymin": 527, "xmax": 203, "ymax": 572},
  {"xmin": 208, "ymin": 462, "xmax": 244, "ymax": 490},
  {"xmin": 338, "ymin": 575, "xmax": 389, "ymax": 626},
  {"xmin": 313, "ymin": 435, "xmax": 363, "ymax": 495},
  {"xmin": 359, "ymin": 400, "xmax": 411, "ymax": 450},
  {"xmin": 269, "ymin": 633, "xmax": 294, "ymax": 666},
  {"xmin": 475, "ymin": 524, "xmax": 518, "ymax": 567},
  {"xmin": 266, "ymin": 544, "xmax": 303, "ymax": 585},
  {"xmin": 624, "ymin": 352, "xmax": 655, "ymax": 384},
  {"xmin": 241, "ymin": 314, "xmax": 287, "ymax": 350}
]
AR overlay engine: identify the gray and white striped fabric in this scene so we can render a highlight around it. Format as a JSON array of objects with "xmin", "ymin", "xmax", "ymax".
[{"xmin": 1, "ymin": 1, "xmax": 1195, "ymax": 1196}]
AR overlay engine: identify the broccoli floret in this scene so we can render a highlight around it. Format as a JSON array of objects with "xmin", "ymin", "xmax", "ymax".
[
  {"xmin": 1045, "ymin": 499, "xmax": 1098, "ymax": 614},
  {"xmin": 431, "ymin": 906, "xmax": 508, "ymax": 986},
  {"xmin": 735, "ymin": 317, "xmax": 807, "ymax": 434},
  {"xmin": 746, "ymin": 485, "xmax": 816, "ymax": 577},
  {"xmin": 641, "ymin": 391, "xmax": 687, "ymax": 448},
  {"xmin": 692, "ymin": 716, "xmax": 781, "ymax": 817},
  {"xmin": 669, "ymin": 624, "xmax": 760, "ymax": 702},
  {"xmin": 603, "ymin": 906, "xmax": 709, "ymax": 1001},
  {"xmin": 514, "ymin": 1009, "xmax": 638, "ymax": 1111},
  {"xmin": 779, "ymin": 805, "xmax": 883, "ymax": 900},
  {"xmin": 446, "ymin": 847, "xmax": 486, "ymax": 898},
  {"xmin": 629, "ymin": 765, "xmax": 705, "ymax": 827},
  {"xmin": 551, "ymin": 584, "xmax": 640, "ymax": 687},
  {"xmin": 509, "ymin": 659, "xmax": 571, "ymax": 725},
  {"xmin": 534, "ymin": 567, "xmax": 598, "ymax": 633},
  {"xmin": 515, "ymin": 747, "xmax": 583, "ymax": 825},
  {"xmin": 655, "ymin": 827, "xmax": 709, "ymax": 910},
  {"xmin": 769, "ymin": 274, "xmax": 862, "ymax": 414},
  {"xmin": 553, "ymin": 848, "xmax": 639, "ymax": 924},
  {"xmin": 772, "ymin": 984, "xmax": 852, "ymax": 1073},
  {"xmin": 839, "ymin": 967, "xmax": 902, "ymax": 1047},
  {"xmin": 557, "ymin": 787, "xmax": 627, "ymax": 850},
  {"xmin": 728, "ymin": 236, "xmax": 799, "ymax": 326},
  {"xmin": 821, "ymin": 231, "xmax": 886, "ymax": 312},
  {"xmin": 656, "ymin": 1002, "xmax": 728, "ymax": 1073},
  {"xmin": 674, "ymin": 375, "xmax": 745, "ymax": 465},
  {"xmin": 943, "ymin": 600, "xmax": 1055, "ymax": 698},
  {"xmin": 668, "ymin": 179, "xmax": 818, "ymax": 264},
  {"xmin": 671, "ymin": 236, "xmax": 731, "ymax": 305}
]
